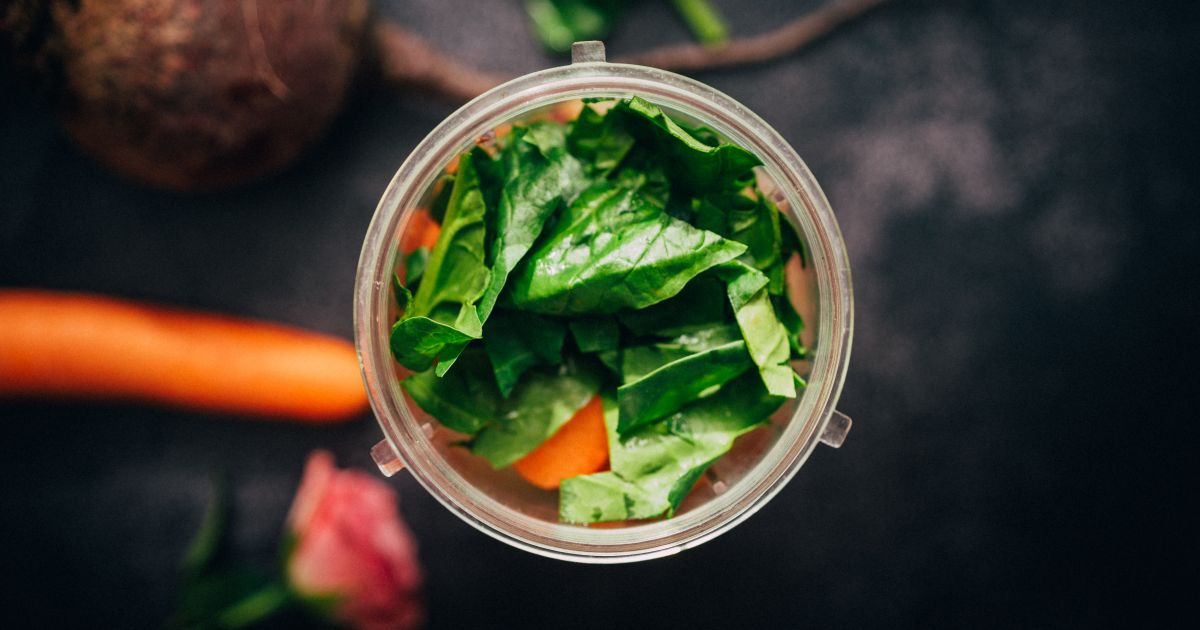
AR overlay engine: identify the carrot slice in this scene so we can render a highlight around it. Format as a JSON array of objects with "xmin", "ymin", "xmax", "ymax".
[
  {"xmin": 514, "ymin": 395, "xmax": 608, "ymax": 490},
  {"xmin": 0, "ymin": 290, "xmax": 367, "ymax": 422},
  {"xmin": 399, "ymin": 208, "xmax": 441, "ymax": 255}
]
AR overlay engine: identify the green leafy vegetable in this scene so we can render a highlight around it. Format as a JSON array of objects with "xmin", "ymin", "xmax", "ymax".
[
  {"xmin": 620, "ymin": 97, "xmax": 762, "ymax": 194},
  {"xmin": 568, "ymin": 102, "xmax": 636, "ymax": 176},
  {"xmin": 508, "ymin": 172, "xmax": 746, "ymax": 315},
  {"xmin": 774, "ymin": 293, "xmax": 808, "ymax": 360},
  {"xmin": 405, "ymin": 247, "xmax": 430, "ymax": 289},
  {"xmin": 477, "ymin": 123, "xmax": 589, "ymax": 322},
  {"xmin": 389, "ymin": 94, "xmax": 808, "ymax": 525},
  {"xmin": 568, "ymin": 316, "xmax": 620, "ymax": 353},
  {"xmin": 616, "ymin": 275, "xmax": 728, "ymax": 337},
  {"xmin": 559, "ymin": 371, "xmax": 785, "ymax": 523},
  {"xmin": 698, "ymin": 191, "xmax": 786, "ymax": 295},
  {"xmin": 718, "ymin": 261, "xmax": 795, "ymax": 397},
  {"xmin": 780, "ymin": 211, "xmax": 807, "ymax": 268},
  {"xmin": 404, "ymin": 350, "xmax": 600, "ymax": 463},
  {"xmin": 617, "ymin": 339, "xmax": 752, "ymax": 434},
  {"xmin": 484, "ymin": 309, "xmax": 567, "ymax": 397},
  {"xmin": 390, "ymin": 154, "xmax": 491, "ymax": 374},
  {"xmin": 427, "ymin": 173, "xmax": 455, "ymax": 224},
  {"xmin": 392, "ymin": 273, "xmax": 411, "ymax": 311},
  {"xmin": 470, "ymin": 357, "xmax": 601, "ymax": 468},
  {"xmin": 619, "ymin": 323, "xmax": 744, "ymax": 382},
  {"xmin": 401, "ymin": 350, "xmax": 500, "ymax": 435}
]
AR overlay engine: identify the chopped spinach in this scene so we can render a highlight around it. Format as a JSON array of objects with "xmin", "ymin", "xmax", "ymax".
[
  {"xmin": 699, "ymin": 191, "xmax": 786, "ymax": 295},
  {"xmin": 568, "ymin": 316, "xmax": 620, "ymax": 353},
  {"xmin": 470, "ymin": 356, "xmax": 602, "ymax": 468},
  {"xmin": 401, "ymin": 349, "xmax": 499, "ymax": 435},
  {"xmin": 560, "ymin": 371, "xmax": 785, "ymax": 523},
  {"xmin": 390, "ymin": 154, "xmax": 491, "ymax": 374},
  {"xmin": 718, "ymin": 261, "xmax": 796, "ymax": 398},
  {"xmin": 774, "ymin": 293, "xmax": 808, "ymax": 360},
  {"xmin": 617, "ymin": 339, "xmax": 752, "ymax": 434},
  {"xmin": 508, "ymin": 173, "xmax": 745, "ymax": 315},
  {"xmin": 619, "ymin": 97, "xmax": 762, "ymax": 195},
  {"xmin": 404, "ymin": 247, "xmax": 430, "ymax": 289},
  {"xmin": 483, "ymin": 309, "xmax": 567, "ymax": 397},
  {"xmin": 390, "ymin": 95, "xmax": 811, "ymax": 525},
  {"xmin": 616, "ymin": 275, "xmax": 729, "ymax": 337},
  {"xmin": 619, "ymin": 323, "xmax": 744, "ymax": 382},
  {"xmin": 568, "ymin": 103, "xmax": 635, "ymax": 176},
  {"xmin": 477, "ymin": 123, "xmax": 589, "ymax": 323}
]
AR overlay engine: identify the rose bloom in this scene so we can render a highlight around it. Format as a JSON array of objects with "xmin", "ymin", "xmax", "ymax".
[{"xmin": 286, "ymin": 450, "xmax": 423, "ymax": 630}]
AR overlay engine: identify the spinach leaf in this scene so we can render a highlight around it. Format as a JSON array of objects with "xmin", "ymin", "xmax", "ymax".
[
  {"xmin": 719, "ymin": 192, "xmax": 786, "ymax": 294},
  {"xmin": 393, "ymin": 273, "xmax": 411, "ymax": 311},
  {"xmin": 619, "ymin": 323, "xmax": 744, "ymax": 382},
  {"xmin": 471, "ymin": 147, "xmax": 503, "ymax": 213},
  {"xmin": 731, "ymin": 194, "xmax": 784, "ymax": 295},
  {"xmin": 616, "ymin": 275, "xmax": 728, "ymax": 337},
  {"xmin": 470, "ymin": 356, "xmax": 601, "ymax": 468},
  {"xmin": 390, "ymin": 154, "xmax": 491, "ymax": 373},
  {"xmin": 617, "ymin": 339, "xmax": 752, "ymax": 434},
  {"xmin": 483, "ymin": 309, "xmax": 567, "ymax": 397},
  {"xmin": 717, "ymin": 261, "xmax": 796, "ymax": 398},
  {"xmin": 596, "ymin": 349, "xmax": 622, "ymax": 376},
  {"xmin": 508, "ymin": 173, "xmax": 745, "ymax": 315},
  {"xmin": 568, "ymin": 102, "xmax": 635, "ymax": 177},
  {"xmin": 476, "ymin": 123, "xmax": 589, "ymax": 323},
  {"xmin": 405, "ymin": 247, "xmax": 430, "ymax": 289},
  {"xmin": 401, "ymin": 349, "xmax": 500, "ymax": 435},
  {"xmin": 390, "ymin": 310, "xmax": 483, "ymax": 377},
  {"xmin": 618, "ymin": 97, "xmax": 762, "ymax": 194},
  {"xmin": 774, "ymin": 293, "xmax": 808, "ymax": 360},
  {"xmin": 694, "ymin": 191, "xmax": 785, "ymax": 295},
  {"xmin": 427, "ymin": 173, "xmax": 454, "ymax": 224},
  {"xmin": 559, "ymin": 469, "xmax": 650, "ymax": 523},
  {"xmin": 568, "ymin": 316, "xmax": 620, "ymax": 353},
  {"xmin": 780, "ymin": 211, "xmax": 808, "ymax": 269},
  {"xmin": 559, "ymin": 371, "xmax": 784, "ymax": 523}
]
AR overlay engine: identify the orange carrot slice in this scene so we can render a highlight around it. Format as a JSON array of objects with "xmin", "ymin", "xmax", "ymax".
[
  {"xmin": 399, "ymin": 208, "xmax": 441, "ymax": 255},
  {"xmin": 514, "ymin": 395, "xmax": 608, "ymax": 490}
]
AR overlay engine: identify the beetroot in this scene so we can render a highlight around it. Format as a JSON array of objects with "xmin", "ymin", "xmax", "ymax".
[{"xmin": 4, "ymin": 0, "xmax": 367, "ymax": 190}]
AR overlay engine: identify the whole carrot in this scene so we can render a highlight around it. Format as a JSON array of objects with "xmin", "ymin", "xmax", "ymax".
[{"xmin": 0, "ymin": 290, "xmax": 367, "ymax": 422}]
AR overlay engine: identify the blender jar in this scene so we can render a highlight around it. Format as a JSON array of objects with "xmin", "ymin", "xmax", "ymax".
[{"xmin": 354, "ymin": 42, "xmax": 854, "ymax": 563}]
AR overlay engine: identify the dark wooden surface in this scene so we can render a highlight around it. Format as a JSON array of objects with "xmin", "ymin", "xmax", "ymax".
[{"xmin": 2, "ymin": 0, "xmax": 1195, "ymax": 627}]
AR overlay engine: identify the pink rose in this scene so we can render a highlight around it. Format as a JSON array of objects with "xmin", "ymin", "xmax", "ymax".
[{"xmin": 286, "ymin": 450, "xmax": 423, "ymax": 630}]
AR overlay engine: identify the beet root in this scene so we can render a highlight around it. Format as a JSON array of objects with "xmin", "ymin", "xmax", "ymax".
[{"xmin": 4, "ymin": 0, "xmax": 368, "ymax": 191}]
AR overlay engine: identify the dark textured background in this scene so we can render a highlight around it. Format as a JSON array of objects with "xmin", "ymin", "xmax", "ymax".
[{"xmin": 2, "ymin": 0, "xmax": 1196, "ymax": 627}]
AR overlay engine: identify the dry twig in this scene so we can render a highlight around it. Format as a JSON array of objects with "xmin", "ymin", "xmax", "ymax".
[
  {"xmin": 371, "ymin": 22, "xmax": 508, "ymax": 103},
  {"xmin": 372, "ymin": 0, "xmax": 893, "ymax": 103},
  {"xmin": 615, "ymin": 0, "xmax": 893, "ymax": 72}
]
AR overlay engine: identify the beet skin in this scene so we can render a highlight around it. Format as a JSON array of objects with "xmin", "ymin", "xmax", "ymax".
[{"xmin": 4, "ymin": 0, "xmax": 368, "ymax": 191}]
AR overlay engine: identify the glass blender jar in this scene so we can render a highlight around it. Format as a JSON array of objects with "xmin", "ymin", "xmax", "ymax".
[{"xmin": 355, "ymin": 42, "xmax": 854, "ymax": 563}]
